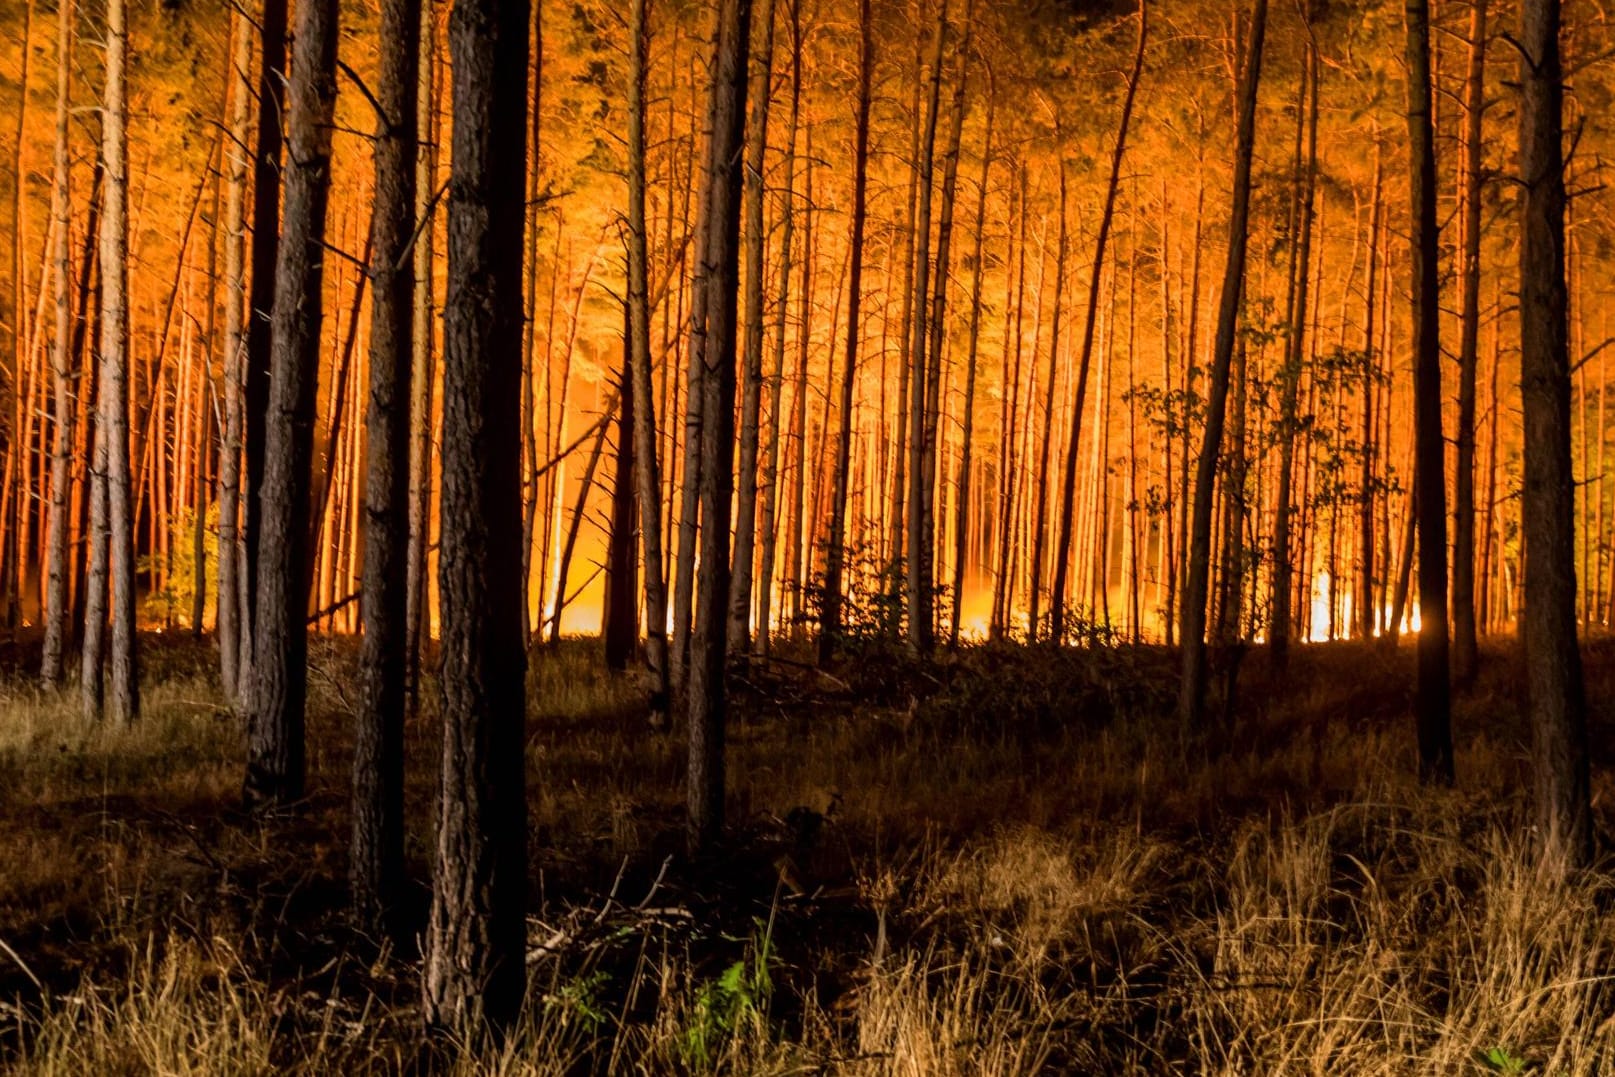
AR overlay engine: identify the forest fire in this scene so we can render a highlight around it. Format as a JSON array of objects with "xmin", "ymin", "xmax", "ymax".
[{"xmin": 0, "ymin": 0, "xmax": 1607, "ymax": 1068}]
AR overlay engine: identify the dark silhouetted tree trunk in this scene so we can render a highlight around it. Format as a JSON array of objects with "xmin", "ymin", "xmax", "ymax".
[
  {"xmin": 244, "ymin": 0, "xmax": 339, "ymax": 808},
  {"xmin": 604, "ymin": 337, "xmax": 638, "ymax": 672},
  {"xmin": 950, "ymin": 89, "xmax": 992, "ymax": 646},
  {"xmin": 240, "ymin": 0, "xmax": 290, "ymax": 690},
  {"xmin": 1518, "ymin": 0, "xmax": 1591, "ymax": 867},
  {"xmin": 1180, "ymin": 0, "xmax": 1266, "ymax": 732},
  {"xmin": 423, "ymin": 0, "xmax": 531, "ymax": 1035},
  {"xmin": 686, "ymin": 0, "xmax": 752, "ymax": 853},
  {"xmin": 627, "ymin": 0, "xmax": 670, "ymax": 720},
  {"xmin": 1405, "ymin": 0, "xmax": 1454, "ymax": 786},
  {"xmin": 353, "ymin": 0, "xmax": 420, "ymax": 939},
  {"xmin": 1452, "ymin": 0, "xmax": 1488, "ymax": 685},
  {"xmin": 1051, "ymin": 1, "xmax": 1145, "ymax": 644},
  {"xmin": 727, "ymin": 0, "xmax": 776, "ymax": 656}
]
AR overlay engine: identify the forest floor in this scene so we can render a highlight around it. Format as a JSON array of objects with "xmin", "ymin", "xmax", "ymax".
[{"xmin": 0, "ymin": 631, "xmax": 1614, "ymax": 1074}]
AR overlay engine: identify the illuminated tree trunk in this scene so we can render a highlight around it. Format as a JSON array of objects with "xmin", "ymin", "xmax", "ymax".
[
  {"xmin": 244, "ymin": 0, "xmax": 338, "ymax": 807},
  {"xmin": 950, "ymin": 93, "xmax": 993, "ymax": 646},
  {"xmin": 2, "ymin": 0, "xmax": 35, "ymax": 630},
  {"xmin": 819, "ymin": 0, "xmax": 872, "ymax": 665},
  {"xmin": 1451, "ymin": 0, "xmax": 1488, "ymax": 684},
  {"xmin": 240, "ymin": 0, "xmax": 289, "ymax": 689},
  {"xmin": 1269, "ymin": 24, "xmax": 1318, "ymax": 671},
  {"xmin": 423, "ymin": 0, "xmax": 531, "ymax": 1034},
  {"xmin": 627, "ymin": 0, "xmax": 671, "ymax": 722},
  {"xmin": 1518, "ymin": 0, "xmax": 1591, "ymax": 867},
  {"xmin": 1358, "ymin": 148, "xmax": 1383, "ymax": 640},
  {"xmin": 728, "ymin": 0, "xmax": 776, "ymax": 657},
  {"xmin": 991, "ymin": 163, "xmax": 1027, "ymax": 639},
  {"xmin": 756, "ymin": 0, "xmax": 800, "ymax": 658},
  {"xmin": 1405, "ymin": 0, "xmax": 1454, "ymax": 785},
  {"xmin": 784, "ymin": 134, "xmax": 813, "ymax": 631},
  {"xmin": 40, "ymin": 0, "xmax": 74, "ymax": 686},
  {"xmin": 917, "ymin": 8, "xmax": 971, "ymax": 647},
  {"xmin": 96, "ymin": 0, "xmax": 139, "ymax": 726},
  {"xmin": 1027, "ymin": 166, "xmax": 1067, "ymax": 642},
  {"xmin": 686, "ymin": 0, "xmax": 752, "ymax": 852},
  {"xmin": 405, "ymin": 0, "xmax": 438, "ymax": 713},
  {"xmin": 1180, "ymin": 0, "xmax": 1266, "ymax": 732},
  {"xmin": 1051, "ymin": 2, "xmax": 1145, "ymax": 643},
  {"xmin": 353, "ymin": 0, "xmax": 420, "ymax": 939}
]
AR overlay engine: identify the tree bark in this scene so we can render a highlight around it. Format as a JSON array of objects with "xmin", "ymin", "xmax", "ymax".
[
  {"xmin": 244, "ymin": 0, "xmax": 339, "ymax": 808},
  {"xmin": 1451, "ymin": 0, "xmax": 1488, "ymax": 685},
  {"xmin": 39, "ymin": 0, "xmax": 74, "ymax": 687},
  {"xmin": 99, "ymin": 0, "xmax": 138, "ymax": 725},
  {"xmin": 1518, "ymin": 0, "xmax": 1591, "ymax": 868},
  {"xmin": 950, "ymin": 90, "xmax": 993, "ymax": 646},
  {"xmin": 1405, "ymin": 0, "xmax": 1454, "ymax": 786},
  {"xmin": 353, "ymin": 0, "xmax": 420, "ymax": 940},
  {"xmin": 727, "ymin": 0, "xmax": 776, "ymax": 657},
  {"xmin": 424, "ymin": 0, "xmax": 531, "ymax": 1035},
  {"xmin": 604, "ymin": 336, "xmax": 638, "ymax": 672},
  {"xmin": 240, "ymin": 0, "xmax": 290, "ymax": 690},
  {"xmin": 686, "ymin": 0, "xmax": 752, "ymax": 853},
  {"xmin": 627, "ymin": 0, "xmax": 671, "ymax": 722}
]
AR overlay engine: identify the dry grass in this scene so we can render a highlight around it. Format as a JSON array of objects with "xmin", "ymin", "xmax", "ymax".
[{"xmin": 0, "ymin": 633, "xmax": 1613, "ymax": 1074}]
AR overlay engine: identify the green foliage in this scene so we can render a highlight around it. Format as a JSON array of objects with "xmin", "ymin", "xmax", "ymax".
[{"xmin": 679, "ymin": 924, "xmax": 775, "ymax": 1072}]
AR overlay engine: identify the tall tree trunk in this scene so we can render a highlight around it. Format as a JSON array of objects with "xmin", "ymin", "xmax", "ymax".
[
  {"xmin": 1268, "ymin": 20, "xmax": 1318, "ymax": 671},
  {"xmin": 627, "ymin": 0, "xmax": 671, "ymax": 722},
  {"xmin": 240, "ymin": 0, "xmax": 290, "ymax": 689},
  {"xmin": 405, "ymin": 0, "xmax": 439, "ymax": 714},
  {"xmin": 950, "ymin": 91, "xmax": 993, "ymax": 646},
  {"xmin": 727, "ymin": 0, "xmax": 776, "ymax": 657},
  {"xmin": 40, "ymin": 0, "xmax": 74, "ymax": 687},
  {"xmin": 1518, "ymin": 0, "xmax": 1591, "ymax": 868},
  {"xmin": 1027, "ymin": 168, "xmax": 1067, "ymax": 642},
  {"xmin": 1452, "ymin": 0, "xmax": 1488, "ymax": 684},
  {"xmin": 818, "ymin": 0, "xmax": 872, "ymax": 666},
  {"xmin": 1050, "ymin": 2, "xmax": 1146, "ymax": 643},
  {"xmin": 903, "ymin": 0, "xmax": 947, "ymax": 652},
  {"xmin": 244, "ymin": 0, "xmax": 339, "ymax": 807},
  {"xmin": 353, "ymin": 0, "xmax": 420, "ymax": 940},
  {"xmin": 1406, "ymin": 0, "xmax": 1454, "ymax": 786},
  {"xmin": 1358, "ymin": 147, "xmax": 1383, "ymax": 640},
  {"xmin": 1179, "ymin": 0, "xmax": 1266, "ymax": 732},
  {"xmin": 686, "ymin": 0, "xmax": 752, "ymax": 853},
  {"xmin": 423, "ymin": 0, "xmax": 531, "ymax": 1035},
  {"xmin": 99, "ymin": 0, "xmax": 138, "ymax": 725},
  {"xmin": 755, "ymin": 0, "xmax": 800, "ymax": 658}
]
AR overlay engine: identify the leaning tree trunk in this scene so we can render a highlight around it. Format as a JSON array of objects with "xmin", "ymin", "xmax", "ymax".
[
  {"xmin": 818, "ymin": 0, "xmax": 872, "ymax": 667},
  {"xmin": 352, "ymin": 0, "xmax": 420, "ymax": 940},
  {"xmin": 1518, "ymin": 0, "xmax": 1591, "ymax": 868},
  {"xmin": 423, "ymin": 0, "xmax": 532, "ymax": 1036},
  {"xmin": 1452, "ymin": 0, "xmax": 1489, "ymax": 685},
  {"xmin": 1179, "ymin": 0, "xmax": 1267, "ymax": 732},
  {"xmin": 39, "ymin": 0, "xmax": 74, "ymax": 687},
  {"xmin": 686, "ymin": 0, "xmax": 752, "ymax": 853},
  {"xmin": 1050, "ymin": 0, "xmax": 1145, "ymax": 644},
  {"xmin": 1405, "ymin": 0, "xmax": 1454, "ymax": 786},
  {"xmin": 101, "ymin": 0, "xmax": 139, "ymax": 725},
  {"xmin": 244, "ymin": 0, "xmax": 339, "ymax": 809}
]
